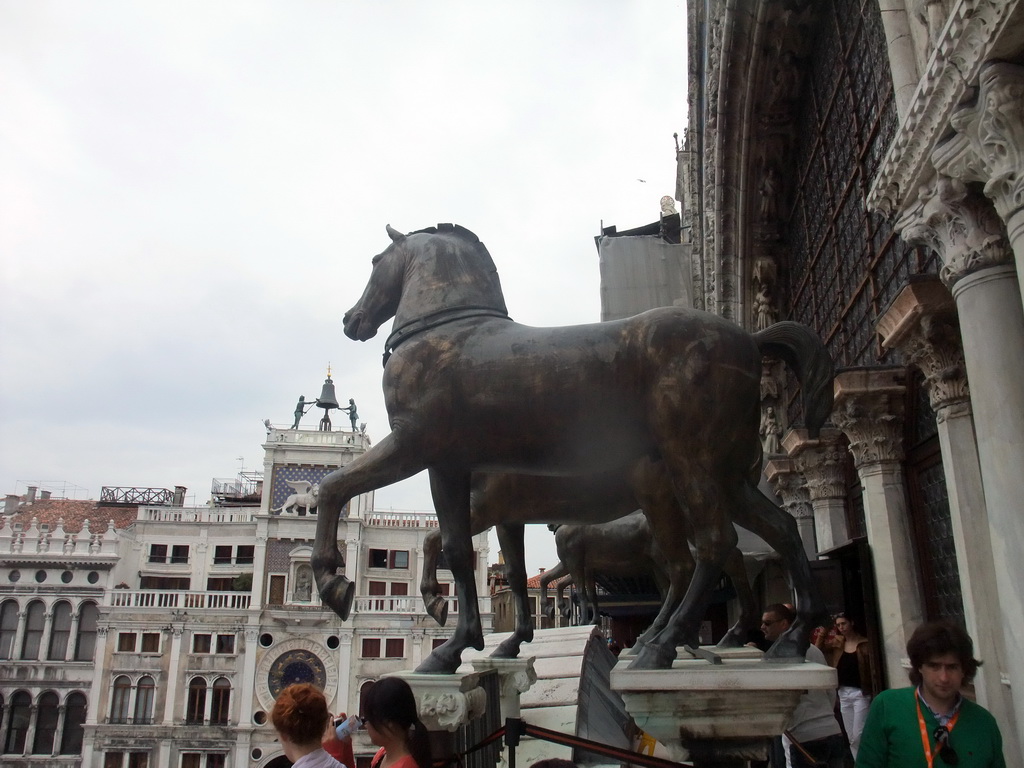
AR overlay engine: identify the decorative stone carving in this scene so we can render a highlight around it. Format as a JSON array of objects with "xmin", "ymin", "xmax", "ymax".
[
  {"xmin": 895, "ymin": 174, "xmax": 1012, "ymax": 287},
  {"xmin": 763, "ymin": 458, "xmax": 813, "ymax": 524},
  {"xmin": 831, "ymin": 369, "xmax": 907, "ymax": 469},
  {"xmin": 876, "ymin": 275, "xmax": 970, "ymax": 417},
  {"xmin": 934, "ymin": 63, "xmax": 1024, "ymax": 224},
  {"xmin": 869, "ymin": 0, "xmax": 1017, "ymax": 216},
  {"xmin": 396, "ymin": 671, "xmax": 488, "ymax": 732},
  {"xmin": 782, "ymin": 428, "xmax": 848, "ymax": 502}
]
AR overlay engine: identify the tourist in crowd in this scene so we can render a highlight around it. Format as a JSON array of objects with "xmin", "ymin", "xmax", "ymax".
[
  {"xmin": 363, "ymin": 677, "xmax": 432, "ymax": 768},
  {"xmin": 271, "ymin": 683, "xmax": 348, "ymax": 768},
  {"xmin": 760, "ymin": 603, "xmax": 848, "ymax": 768},
  {"xmin": 856, "ymin": 620, "xmax": 1005, "ymax": 767},
  {"xmin": 820, "ymin": 612, "xmax": 875, "ymax": 758},
  {"xmin": 323, "ymin": 711, "xmax": 358, "ymax": 766}
]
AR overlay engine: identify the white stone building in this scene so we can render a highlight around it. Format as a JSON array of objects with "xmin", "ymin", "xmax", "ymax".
[{"xmin": 0, "ymin": 421, "xmax": 490, "ymax": 768}]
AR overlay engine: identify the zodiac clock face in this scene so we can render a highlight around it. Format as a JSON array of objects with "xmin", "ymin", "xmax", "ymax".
[{"xmin": 267, "ymin": 649, "xmax": 328, "ymax": 699}]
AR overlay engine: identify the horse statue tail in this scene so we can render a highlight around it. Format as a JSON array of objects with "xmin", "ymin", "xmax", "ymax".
[{"xmin": 754, "ymin": 322, "xmax": 835, "ymax": 437}]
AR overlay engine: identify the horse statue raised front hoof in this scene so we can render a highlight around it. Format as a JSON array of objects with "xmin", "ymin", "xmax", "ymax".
[
  {"xmin": 315, "ymin": 573, "xmax": 355, "ymax": 621},
  {"xmin": 715, "ymin": 627, "xmax": 748, "ymax": 649},
  {"xmin": 424, "ymin": 595, "xmax": 449, "ymax": 626}
]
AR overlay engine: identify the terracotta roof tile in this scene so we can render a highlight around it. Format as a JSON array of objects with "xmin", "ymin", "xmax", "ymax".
[
  {"xmin": 525, "ymin": 570, "xmax": 570, "ymax": 589},
  {"xmin": 2, "ymin": 499, "xmax": 137, "ymax": 534}
]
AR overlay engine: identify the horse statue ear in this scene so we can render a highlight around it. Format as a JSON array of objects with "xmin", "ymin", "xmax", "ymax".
[{"xmin": 386, "ymin": 224, "xmax": 406, "ymax": 243}]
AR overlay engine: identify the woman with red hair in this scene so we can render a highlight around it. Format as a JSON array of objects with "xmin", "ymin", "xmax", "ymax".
[{"xmin": 271, "ymin": 683, "xmax": 348, "ymax": 768}]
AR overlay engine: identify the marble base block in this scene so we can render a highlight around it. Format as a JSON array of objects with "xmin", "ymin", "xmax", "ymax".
[{"xmin": 610, "ymin": 648, "xmax": 837, "ymax": 764}]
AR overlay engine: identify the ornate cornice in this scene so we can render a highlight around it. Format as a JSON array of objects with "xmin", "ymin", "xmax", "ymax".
[
  {"xmin": 868, "ymin": 0, "xmax": 1017, "ymax": 216},
  {"xmin": 895, "ymin": 174, "xmax": 1012, "ymax": 287},
  {"xmin": 934, "ymin": 62, "xmax": 1024, "ymax": 223},
  {"xmin": 831, "ymin": 369, "xmax": 907, "ymax": 468}
]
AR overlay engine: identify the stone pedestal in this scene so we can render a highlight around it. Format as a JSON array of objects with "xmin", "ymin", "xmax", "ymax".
[
  {"xmin": 470, "ymin": 657, "xmax": 537, "ymax": 721},
  {"xmin": 610, "ymin": 648, "xmax": 836, "ymax": 767},
  {"xmin": 389, "ymin": 670, "xmax": 489, "ymax": 763}
]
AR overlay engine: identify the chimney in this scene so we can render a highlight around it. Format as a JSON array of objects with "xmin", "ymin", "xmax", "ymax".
[
  {"xmin": 26, "ymin": 486, "xmax": 37, "ymax": 504},
  {"xmin": 4, "ymin": 495, "xmax": 19, "ymax": 515},
  {"xmin": 40, "ymin": 490, "xmax": 52, "ymax": 501},
  {"xmin": 173, "ymin": 486, "xmax": 187, "ymax": 507}
]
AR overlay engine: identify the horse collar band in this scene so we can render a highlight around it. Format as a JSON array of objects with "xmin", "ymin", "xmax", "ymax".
[{"xmin": 382, "ymin": 305, "xmax": 511, "ymax": 366}]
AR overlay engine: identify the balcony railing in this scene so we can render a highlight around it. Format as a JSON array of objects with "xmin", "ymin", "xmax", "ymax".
[
  {"xmin": 137, "ymin": 507, "xmax": 256, "ymax": 524},
  {"xmin": 354, "ymin": 595, "xmax": 459, "ymax": 615},
  {"xmin": 364, "ymin": 512, "xmax": 439, "ymax": 528},
  {"xmin": 107, "ymin": 590, "xmax": 251, "ymax": 610}
]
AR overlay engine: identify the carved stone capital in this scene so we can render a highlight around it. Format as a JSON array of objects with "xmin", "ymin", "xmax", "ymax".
[
  {"xmin": 395, "ymin": 671, "xmax": 488, "ymax": 732},
  {"xmin": 471, "ymin": 657, "xmax": 538, "ymax": 699},
  {"xmin": 896, "ymin": 175, "xmax": 1012, "ymax": 288},
  {"xmin": 935, "ymin": 62, "xmax": 1024, "ymax": 222},
  {"xmin": 781, "ymin": 428, "xmax": 848, "ymax": 502},
  {"xmin": 832, "ymin": 369, "xmax": 907, "ymax": 469},
  {"xmin": 763, "ymin": 458, "xmax": 812, "ymax": 522},
  {"xmin": 877, "ymin": 276, "xmax": 970, "ymax": 415}
]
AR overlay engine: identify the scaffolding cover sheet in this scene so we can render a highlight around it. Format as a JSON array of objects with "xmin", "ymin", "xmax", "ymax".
[{"xmin": 598, "ymin": 235, "xmax": 692, "ymax": 321}]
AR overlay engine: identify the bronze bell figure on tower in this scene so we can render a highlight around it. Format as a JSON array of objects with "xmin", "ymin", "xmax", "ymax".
[{"xmin": 316, "ymin": 368, "xmax": 340, "ymax": 431}]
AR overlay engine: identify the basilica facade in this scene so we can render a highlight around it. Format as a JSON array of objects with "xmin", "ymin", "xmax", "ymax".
[{"xmin": 680, "ymin": 0, "xmax": 1024, "ymax": 760}]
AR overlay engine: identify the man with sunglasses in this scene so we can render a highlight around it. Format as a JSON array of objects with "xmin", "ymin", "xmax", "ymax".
[{"xmin": 856, "ymin": 621, "xmax": 1005, "ymax": 767}]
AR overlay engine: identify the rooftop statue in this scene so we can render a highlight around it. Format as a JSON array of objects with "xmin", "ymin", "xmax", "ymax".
[{"xmin": 312, "ymin": 223, "xmax": 834, "ymax": 674}]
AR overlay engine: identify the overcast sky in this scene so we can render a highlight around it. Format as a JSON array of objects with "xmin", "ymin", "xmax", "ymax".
[{"xmin": 0, "ymin": 1, "xmax": 687, "ymax": 575}]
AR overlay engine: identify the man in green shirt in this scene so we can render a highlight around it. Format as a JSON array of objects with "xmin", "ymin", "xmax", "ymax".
[{"xmin": 856, "ymin": 621, "xmax": 1005, "ymax": 767}]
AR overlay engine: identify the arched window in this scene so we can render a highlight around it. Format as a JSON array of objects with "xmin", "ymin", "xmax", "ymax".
[
  {"xmin": 74, "ymin": 602, "xmax": 98, "ymax": 661},
  {"xmin": 33, "ymin": 691, "xmax": 60, "ymax": 754},
  {"xmin": 48, "ymin": 601, "xmax": 73, "ymax": 660},
  {"xmin": 210, "ymin": 677, "xmax": 231, "ymax": 725},
  {"xmin": 110, "ymin": 676, "xmax": 131, "ymax": 724},
  {"xmin": 0, "ymin": 600, "xmax": 17, "ymax": 659},
  {"xmin": 60, "ymin": 692, "xmax": 88, "ymax": 755},
  {"xmin": 186, "ymin": 678, "xmax": 207, "ymax": 724},
  {"xmin": 3, "ymin": 691, "xmax": 31, "ymax": 754},
  {"xmin": 134, "ymin": 676, "xmax": 155, "ymax": 724},
  {"xmin": 21, "ymin": 600, "xmax": 45, "ymax": 660}
]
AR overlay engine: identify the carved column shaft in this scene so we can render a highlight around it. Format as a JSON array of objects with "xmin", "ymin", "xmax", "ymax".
[
  {"xmin": 877, "ymin": 274, "xmax": 1017, "ymax": 736},
  {"xmin": 782, "ymin": 428, "xmax": 850, "ymax": 553},
  {"xmin": 832, "ymin": 369, "xmax": 922, "ymax": 686},
  {"xmin": 897, "ymin": 171, "xmax": 1024, "ymax": 754}
]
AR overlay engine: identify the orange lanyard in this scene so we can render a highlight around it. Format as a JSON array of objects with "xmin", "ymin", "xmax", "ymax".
[{"xmin": 915, "ymin": 690, "xmax": 960, "ymax": 768}]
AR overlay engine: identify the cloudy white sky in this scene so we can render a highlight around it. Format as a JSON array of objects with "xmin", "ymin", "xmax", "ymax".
[{"xmin": 0, "ymin": 1, "xmax": 687, "ymax": 575}]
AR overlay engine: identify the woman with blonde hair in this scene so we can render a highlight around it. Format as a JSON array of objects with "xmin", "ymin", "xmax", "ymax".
[
  {"xmin": 271, "ymin": 683, "xmax": 347, "ymax": 768},
  {"xmin": 363, "ymin": 677, "xmax": 432, "ymax": 768}
]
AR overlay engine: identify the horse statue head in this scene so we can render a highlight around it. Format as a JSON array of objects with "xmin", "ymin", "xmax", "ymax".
[{"xmin": 343, "ymin": 224, "xmax": 509, "ymax": 355}]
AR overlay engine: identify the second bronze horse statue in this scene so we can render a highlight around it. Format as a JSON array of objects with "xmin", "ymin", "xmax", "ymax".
[{"xmin": 313, "ymin": 223, "xmax": 833, "ymax": 673}]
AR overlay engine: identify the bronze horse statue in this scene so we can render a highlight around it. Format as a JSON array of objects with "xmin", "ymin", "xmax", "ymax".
[
  {"xmin": 313, "ymin": 223, "xmax": 833, "ymax": 673},
  {"xmin": 419, "ymin": 466, "xmax": 759, "ymax": 656}
]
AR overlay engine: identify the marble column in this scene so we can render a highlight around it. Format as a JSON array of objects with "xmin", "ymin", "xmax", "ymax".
[
  {"xmin": 763, "ymin": 457, "xmax": 816, "ymax": 558},
  {"xmin": 831, "ymin": 368, "xmax": 922, "ymax": 686},
  {"xmin": 935, "ymin": 61, "xmax": 1024, "ymax": 313},
  {"xmin": 780, "ymin": 428, "xmax": 850, "ymax": 553},
  {"xmin": 876, "ymin": 275, "xmax": 1020, "ymax": 762},
  {"xmin": 897, "ymin": 176, "xmax": 1024, "ymax": 752}
]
